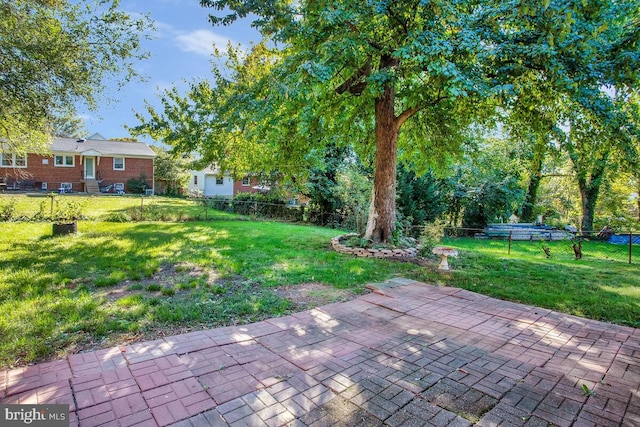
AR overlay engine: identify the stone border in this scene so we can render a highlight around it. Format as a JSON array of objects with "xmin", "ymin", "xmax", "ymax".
[{"xmin": 331, "ymin": 233, "xmax": 419, "ymax": 258}]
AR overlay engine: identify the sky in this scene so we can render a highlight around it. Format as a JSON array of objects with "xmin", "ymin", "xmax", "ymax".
[{"xmin": 76, "ymin": 0, "xmax": 261, "ymax": 144}]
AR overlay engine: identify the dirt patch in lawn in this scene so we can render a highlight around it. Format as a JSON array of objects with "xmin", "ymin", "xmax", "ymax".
[
  {"xmin": 98, "ymin": 262, "xmax": 218, "ymax": 301},
  {"xmin": 99, "ymin": 264, "xmax": 361, "ymax": 310},
  {"xmin": 274, "ymin": 282, "xmax": 358, "ymax": 310},
  {"xmin": 48, "ymin": 267, "xmax": 364, "ymax": 366}
]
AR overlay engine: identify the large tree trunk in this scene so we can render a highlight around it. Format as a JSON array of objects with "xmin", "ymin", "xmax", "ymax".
[
  {"xmin": 579, "ymin": 184, "xmax": 599, "ymax": 234},
  {"xmin": 521, "ymin": 144, "xmax": 545, "ymax": 222},
  {"xmin": 364, "ymin": 81, "xmax": 398, "ymax": 243},
  {"xmin": 522, "ymin": 171, "xmax": 542, "ymax": 222},
  {"xmin": 576, "ymin": 162, "xmax": 606, "ymax": 234},
  {"xmin": 566, "ymin": 133, "xmax": 609, "ymax": 236}
]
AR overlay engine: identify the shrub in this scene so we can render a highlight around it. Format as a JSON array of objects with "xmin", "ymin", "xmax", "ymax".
[
  {"xmin": 142, "ymin": 203, "xmax": 164, "ymax": 221},
  {"xmin": 0, "ymin": 198, "xmax": 17, "ymax": 221},
  {"xmin": 232, "ymin": 192, "xmax": 259, "ymax": 215},
  {"xmin": 419, "ymin": 219, "xmax": 446, "ymax": 257},
  {"xmin": 104, "ymin": 212, "xmax": 132, "ymax": 222},
  {"xmin": 207, "ymin": 197, "xmax": 233, "ymax": 212},
  {"xmin": 126, "ymin": 173, "xmax": 149, "ymax": 194},
  {"xmin": 26, "ymin": 200, "xmax": 50, "ymax": 222},
  {"xmin": 54, "ymin": 199, "xmax": 85, "ymax": 223},
  {"xmin": 344, "ymin": 236, "xmax": 371, "ymax": 248},
  {"xmin": 125, "ymin": 204, "xmax": 172, "ymax": 221},
  {"xmin": 333, "ymin": 166, "xmax": 371, "ymax": 234},
  {"xmin": 126, "ymin": 206, "xmax": 143, "ymax": 221}
]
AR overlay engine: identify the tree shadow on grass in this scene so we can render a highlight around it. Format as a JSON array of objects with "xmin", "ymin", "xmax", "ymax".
[{"xmin": 0, "ymin": 221, "xmax": 420, "ymax": 367}]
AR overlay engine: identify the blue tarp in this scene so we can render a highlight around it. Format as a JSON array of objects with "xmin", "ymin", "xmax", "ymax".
[{"xmin": 609, "ymin": 234, "xmax": 640, "ymax": 245}]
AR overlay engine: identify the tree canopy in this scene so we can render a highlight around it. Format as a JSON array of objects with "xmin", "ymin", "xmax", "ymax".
[
  {"xmin": 151, "ymin": 146, "xmax": 192, "ymax": 196},
  {"xmin": 133, "ymin": 0, "xmax": 640, "ymax": 241},
  {"xmin": 0, "ymin": 0, "xmax": 152, "ymax": 153}
]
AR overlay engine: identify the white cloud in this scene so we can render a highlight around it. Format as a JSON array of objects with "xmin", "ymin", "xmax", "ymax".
[
  {"xmin": 77, "ymin": 113, "xmax": 94, "ymax": 121},
  {"xmin": 152, "ymin": 20, "xmax": 175, "ymax": 38},
  {"xmin": 175, "ymin": 29, "xmax": 236, "ymax": 56}
]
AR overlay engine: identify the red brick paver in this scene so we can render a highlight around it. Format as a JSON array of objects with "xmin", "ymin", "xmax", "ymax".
[
  {"xmin": 143, "ymin": 377, "xmax": 215, "ymax": 426},
  {"xmin": 1, "ymin": 279, "xmax": 639, "ymax": 426},
  {"xmin": 131, "ymin": 355, "xmax": 194, "ymax": 392},
  {"xmin": 72, "ymin": 366, "xmax": 139, "ymax": 409}
]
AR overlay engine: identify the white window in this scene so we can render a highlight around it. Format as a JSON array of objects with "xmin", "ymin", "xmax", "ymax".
[
  {"xmin": 54, "ymin": 155, "xmax": 74, "ymax": 167},
  {"xmin": 242, "ymin": 176, "xmax": 250, "ymax": 186},
  {"xmin": 1, "ymin": 153, "xmax": 27, "ymax": 168},
  {"xmin": 113, "ymin": 157, "xmax": 125, "ymax": 170},
  {"xmin": 41, "ymin": 182, "xmax": 48, "ymax": 190},
  {"xmin": 114, "ymin": 183, "xmax": 125, "ymax": 191},
  {"xmin": 216, "ymin": 177, "xmax": 224, "ymax": 185},
  {"xmin": 60, "ymin": 182, "xmax": 72, "ymax": 192}
]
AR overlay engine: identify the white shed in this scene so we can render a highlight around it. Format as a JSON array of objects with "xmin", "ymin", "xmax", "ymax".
[{"xmin": 188, "ymin": 167, "xmax": 234, "ymax": 197}]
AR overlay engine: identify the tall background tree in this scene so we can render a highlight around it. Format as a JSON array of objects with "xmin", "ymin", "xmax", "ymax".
[
  {"xmin": 0, "ymin": 0, "xmax": 152, "ymax": 154},
  {"xmin": 50, "ymin": 115, "xmax": 88, "ymax": 139},
  {"xmin": 197, "ymin": 0, "xmax": 640, "ymax": 242},
  {"xmin": 130, "ymin": 44, "xmax": 282, "ymax": 180},
  {"xmin": 151, "ymin": 146, "xmax": 192, "ymax": 196},
  {"xmin": 503, "ymin": 80, "xmax": 563, "ymax": 223},
  {"xmin": 132, "ymin": 0, "xmax": 640, "ymax": 240},
  {"xmin": 444, "ymin": 137, "xmax": 526, "ymax": 229},
  {"xmin": 559, "ymin": 95, "xmax": 639, "ymax": 233}
]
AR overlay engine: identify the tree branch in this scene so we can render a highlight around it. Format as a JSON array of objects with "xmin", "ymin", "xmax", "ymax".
[
  {"xmin": 386, "ymin": 5, "xmax": 409, "ymax": 38},
  {"xmin": 345, "ymin": 21, "xmax": 384, "ymax": 51},
  {"xmin": 395, "ymin": 105, "xmax": 423, "ymax": 128},
  {"xmin": 335, "ymin": 58, "xmax": 372, "ymax": 95},
  {"xmin": 395, "ymin": 91, "xmax": 446, "ymax": 128}
]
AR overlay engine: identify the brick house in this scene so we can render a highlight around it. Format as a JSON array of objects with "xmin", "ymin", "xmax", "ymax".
[{"xmin": 1, "ymin": 137, "xmax": 155, "ymax": 193}]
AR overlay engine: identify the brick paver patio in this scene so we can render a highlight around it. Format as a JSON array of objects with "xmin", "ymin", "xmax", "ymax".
[{"xmin": 2, "ymin": 278, "xmax": 639, "ymax": 426}]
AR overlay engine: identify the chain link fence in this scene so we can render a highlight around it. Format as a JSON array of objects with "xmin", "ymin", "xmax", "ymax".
[
  {"xmin": 201, "ymin": 197, "xmax": 365, "ymax": 231},
  {"xmin": 436, "ymin": 226, "xmax": 640, "ymax": 265},
  {"xmin": 8, "ymin": 193, "xmax": 629, "ymax": 265},
  {"xmin": 198, "ymin": 198, "xmax": 639, "ymax": 264}
]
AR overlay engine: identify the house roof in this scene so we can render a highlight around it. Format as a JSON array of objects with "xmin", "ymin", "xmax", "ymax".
[
  {"xmin": 198, "ymin": 166, "xmax": 227, "ymax": 175},
  {"xmin": 88, "ymin": 132, "xmax": 107, "ymax": 140},
  {"xmin": 51, "ymin": 137, "xmax": 156, "ymax": 158}
]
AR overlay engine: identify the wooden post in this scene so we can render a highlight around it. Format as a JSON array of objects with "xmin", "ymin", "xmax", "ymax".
[
  {"xmin": 508, "ymin": 230, "xmax": 512, "ymax": 255},
  {"xmin": 140, "ymin": 197, "xmax": 144, "ymax": 221}
]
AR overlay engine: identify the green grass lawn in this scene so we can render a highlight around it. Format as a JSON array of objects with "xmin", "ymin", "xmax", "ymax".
[
  {"xmin": 1, "ymin": 194, "xmax": 639, "ymax": 368},
  {"xmin": 1, "ymin": 193, "xmax": 235, "ymax": 221},
  {"xmin": 433, "ymin": 237, "xmax": 640, "ymax": 327},
  {"xmin": 0, "ymin": 219, "xmax": 425, "ymax": 367}
]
